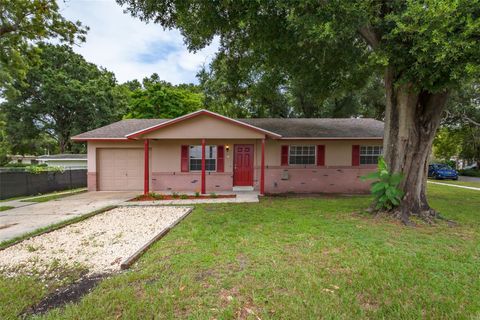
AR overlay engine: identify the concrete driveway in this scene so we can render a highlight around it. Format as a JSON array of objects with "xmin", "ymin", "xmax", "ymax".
[{"xmin": 0, "ymin": 191, "xmax": 138, "ymax": 242}]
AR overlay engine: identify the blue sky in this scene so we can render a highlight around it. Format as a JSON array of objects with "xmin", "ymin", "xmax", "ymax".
[{"xmin": 59, "ymin": 0, "xmax": 219, "ymax": 84}]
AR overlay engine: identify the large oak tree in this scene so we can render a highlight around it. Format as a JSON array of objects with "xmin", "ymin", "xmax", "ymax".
[
  {"xmin": 117, "ymin": 0, "xmax": 480, "ymax": 222},
  {"xmin": 1, "ymin": 44, "xmax": 128, "ymax": 153},
  {"xmin": 0, "ymin": 0, "xmax": 87, "ymax": 98}
]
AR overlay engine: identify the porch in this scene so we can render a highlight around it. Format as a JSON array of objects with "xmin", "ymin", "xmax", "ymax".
[{"xmin": 142, "ymin": 138, "xmax": 267, "ymax": 195}]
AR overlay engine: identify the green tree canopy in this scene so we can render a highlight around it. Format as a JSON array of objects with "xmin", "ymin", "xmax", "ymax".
[
  {"xmin": 0, "ymin": 0, "xmax": 87, "ymax": 98},
  {"xmin": 198, "ymin": 55, "xmax": 386, "ymax": 119},
  {"xmin": 438, "ymin": 81, "xmax": 480, "ymax": 167},
  {"xmin": 117, "ymin": 0, "xmax": 480, "ymax": 222},
  {"xmin": 123, "ymin": 74, "xmax": 204, "ymax": 119},
  {"xmin": 1, "ymin": 44, "xmax": 128, "ymax": 154}
]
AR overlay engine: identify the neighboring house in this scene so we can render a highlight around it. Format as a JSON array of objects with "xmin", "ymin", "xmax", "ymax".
[
  {"xmin": 8, "ymin": 155, "xmax": 38, "ymax": 165},
  {"xmin": 72, "ymin": 109, "xmax": 384, "ymax": 194},
  {"xmin": 36, "ymin": 154, "xmax": 87, "ymax": 168}
]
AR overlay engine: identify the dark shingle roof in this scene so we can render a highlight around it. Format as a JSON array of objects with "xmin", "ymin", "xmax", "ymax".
[
  {"xmin": 72, "ymin": 119, "xmax": 168, "ymax": 139},
  {"xmin": 36, "ymin": 154, "xmax": 87, "ymax": 160},
  {"xmin": 238, "ymin": 118, "xmax": 384, "ymax": 138},
  {"xmin": 72, "ymin": 118, "xmax": 383, "ymax": 139}
]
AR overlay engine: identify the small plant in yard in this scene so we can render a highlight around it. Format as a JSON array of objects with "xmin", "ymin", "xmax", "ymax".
[
  {"xmin": 146, "ymin": 192, "xmax": 164, "ymax": 200},
  {"xmin": 194, "ymin": 191, "xmax": 200, "ymax": 197},
  {"xmin": 180, "ymin": 194, "xmax": 188, "ymax": 199},
  {"xmin": 25, "ymin": 165, "xmax": 64, "ymax": 174},
  {"xmin": 210, "ymin": 192, "xmax": 218, "ymax": 198},
  {"xmin": 361, "ymin": 157, "xmax": 404, "ymax": 211},
  {"xmin": 172, "ymin": 192, "xmax": 179, "ymax": 199},
  {"xmin": 26, "ymin": 245, "xmax": 38, "ymax": 252}
]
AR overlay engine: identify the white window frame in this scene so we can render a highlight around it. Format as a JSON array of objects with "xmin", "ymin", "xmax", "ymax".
[
  {"xmin": 360, "ymin": 145, "xmax": 383, "ymax": 165},
  {"xmin": 189, "ymin": 145, "xmax": 217, "ymax": 172},
  {"xmin": 288, "ymin": 145, "xmax": 316, "ymax": 165}
]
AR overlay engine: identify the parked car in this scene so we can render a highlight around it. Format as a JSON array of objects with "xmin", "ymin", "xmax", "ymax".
[{"xmin": 428, "ymin": 164, "xmax": 458, "ymax": 180}]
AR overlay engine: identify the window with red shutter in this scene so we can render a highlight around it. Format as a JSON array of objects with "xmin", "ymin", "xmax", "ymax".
[
  {"xmin": 317, "ymin": 145, "xmax": 325, "ymax": 166},
  {"xmin": 281, "ymin": 145, "xmax": 289, "ymax": 166},
  {"xmin": 217, "ymin": 145, "xmax": 224, "ymax": 172},
  {"xmin": 181, "ymin": 145, "xmax": 189, "ymax": 172},
  {"xmin": 352, "ymin": 145, "xmax": 360, "ymax": 166}
]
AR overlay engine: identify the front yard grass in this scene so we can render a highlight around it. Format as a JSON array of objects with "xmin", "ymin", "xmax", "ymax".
[
  {"xmin": 1, "ymin": 184, "xmax": 479, "ymax": 319},
  {"xmin": 0, "ymin": 206, "xmax": 14, "ymax": 212}
]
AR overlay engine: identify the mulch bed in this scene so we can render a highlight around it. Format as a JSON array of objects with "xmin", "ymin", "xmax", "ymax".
[{"xmin": 131, "ymin": 194, "xmax": 236, "ymax": 201}]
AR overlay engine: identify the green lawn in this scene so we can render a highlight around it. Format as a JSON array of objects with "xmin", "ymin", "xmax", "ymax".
[
  {"xmin": 1, "ymin": 184, "xmax": 479, "ymax": 319},
  {"xmin": 0, "ymin": 206, "xmax": 13, "ymax": 212}
]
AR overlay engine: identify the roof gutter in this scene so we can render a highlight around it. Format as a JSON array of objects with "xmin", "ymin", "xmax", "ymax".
[
  {"xmin": 70, "ymin": 137, "xmax": 131, "ymax": 142},
  {"xmin": 279, "ymin": 137, "xmax": 383, "ymax": 140}
]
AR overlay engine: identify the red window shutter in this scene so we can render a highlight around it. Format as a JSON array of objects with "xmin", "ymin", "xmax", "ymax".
[
  {"xmin": 352, "ymin": 145, "xmax": 360, "ymax": 166},
  {"xmin": 317, "ymin": 145, "xmax": 325, "ymax": 166},
  {"xmin": 281, "ymin": 145, "xmax": 289, "ymax": 166},
  {"xmin": 217, "ymin": 145, "xmax": 224, "ymax": 172},
  {"xmin": 181, "ymin": 145, "xmax": 189, "ymax": 172}
]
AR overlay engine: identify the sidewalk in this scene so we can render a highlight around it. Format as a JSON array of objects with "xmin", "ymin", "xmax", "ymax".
[{"xmin": 427, "ymin": 181, "xmax": 480, "ymax": 191}]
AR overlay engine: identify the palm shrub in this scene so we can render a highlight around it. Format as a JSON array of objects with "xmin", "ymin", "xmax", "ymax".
[{"xmin": 361, "ymin": 157, "xmax": 404, "ymax": 211}]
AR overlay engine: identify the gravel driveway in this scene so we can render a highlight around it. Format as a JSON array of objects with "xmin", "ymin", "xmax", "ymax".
[{"xmin": 0, "ymin": 206, "xmax": 190, "ymax": 278}]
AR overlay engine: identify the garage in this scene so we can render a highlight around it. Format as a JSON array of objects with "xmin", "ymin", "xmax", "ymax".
[{"xmin": 97, "ymin": 149, "xmax": 144, "ymax": 191}]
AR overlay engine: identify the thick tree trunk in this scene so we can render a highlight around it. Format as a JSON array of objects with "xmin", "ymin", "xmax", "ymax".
[{"xmin": 383, "ymin": 68, "xmax": 449, "ymax": 223}]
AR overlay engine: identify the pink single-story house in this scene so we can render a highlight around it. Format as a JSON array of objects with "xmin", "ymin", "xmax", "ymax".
[{"xmin": 72, "ymin": 109, "xmax": 384, "ymax": 195}]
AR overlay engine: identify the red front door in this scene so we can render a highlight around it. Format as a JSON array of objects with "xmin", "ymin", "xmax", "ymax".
[{"xmin": 233, "ymin": 144, "xmax": 254, "ymax": 186}]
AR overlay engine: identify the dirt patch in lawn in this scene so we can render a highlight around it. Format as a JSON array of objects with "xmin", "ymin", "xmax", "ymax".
[
  {"xmin": 131, "ymin": 193, "xmax": 236, "ymax": 201},
  {"xmin": 24, "ymin": 273, "xmax": 107, "ymax": 317}
]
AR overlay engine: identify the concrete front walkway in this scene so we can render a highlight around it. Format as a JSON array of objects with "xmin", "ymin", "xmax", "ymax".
[
  {"xmin": 0, "ymin": 191, "xmax": 137, "ymax": 242},
  {"xmin": 125, "ymin": 191, "xmax": 260, "ymax": 206}
]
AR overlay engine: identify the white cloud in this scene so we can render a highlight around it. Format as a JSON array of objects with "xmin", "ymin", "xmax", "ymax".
[{"xmin": 58, "ymin": 0, "xmax": 218, "ymax": 84}]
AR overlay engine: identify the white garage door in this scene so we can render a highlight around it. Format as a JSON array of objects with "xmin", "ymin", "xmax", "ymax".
[{"xmin": 97, "ymin": 149, "xmax": 144, "ymax": 191}]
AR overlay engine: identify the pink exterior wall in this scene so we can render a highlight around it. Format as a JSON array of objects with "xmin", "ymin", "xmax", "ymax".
[
  {"xmin": 263, "ymin": 166, "xmax": 375, "ymax": 194},
  {"xmin": 152, "ymin": 172, "xmax": 233, "ymax": 192},
  {"xmin": 87, "ymin": 137, "xmax": 382, "ymax": 193},
  {"xmin": 87, "ymin": 172, "xmax": 97, "ymax": 191},
  {"xmin": 142, "ymin": 114, "xmax": 265, "ymax": 139}
]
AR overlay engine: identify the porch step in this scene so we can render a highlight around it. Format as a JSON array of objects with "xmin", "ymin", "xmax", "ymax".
[{"xmin": 232, "ymin": 186, "xmax": 254, "ymax": 192}]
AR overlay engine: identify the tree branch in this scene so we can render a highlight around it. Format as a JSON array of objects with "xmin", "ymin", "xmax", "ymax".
[
  {"xmin": 463, "ymin": 113, "xmax": 480, "ymax": 127},
  {"xmin": 358, "ymin": 26, "xmax": 380, "ymax": 49},
  {"xmin": 0, "ymin": 24, "xmax": 18, "ymax": 37}
]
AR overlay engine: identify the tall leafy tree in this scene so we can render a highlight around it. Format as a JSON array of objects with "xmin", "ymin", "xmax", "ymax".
[
  {"xmin": 117, "ymin": 0, "xmax": 480, "ymax": 222},
  {"xmin": 433, "ymin": 128, "xmax": 461, "ymax": 162},
  {"xmin": 1, "ymin": 44, "xmax": 128, "ymax": 153},
  {"xmin": 0, "ymin": 112, "xmax": 11, "ymax": 165},
  {"xmin": 440, "ymin": 81, "xmax": 480, "ymax": 168},
  {"xmin": 0, "ymin": 0, "xmax": 87, "ymax": 97},
  {"xmin": 123, "ymin": 74, "xmax": 204, "ymax": 119}
]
